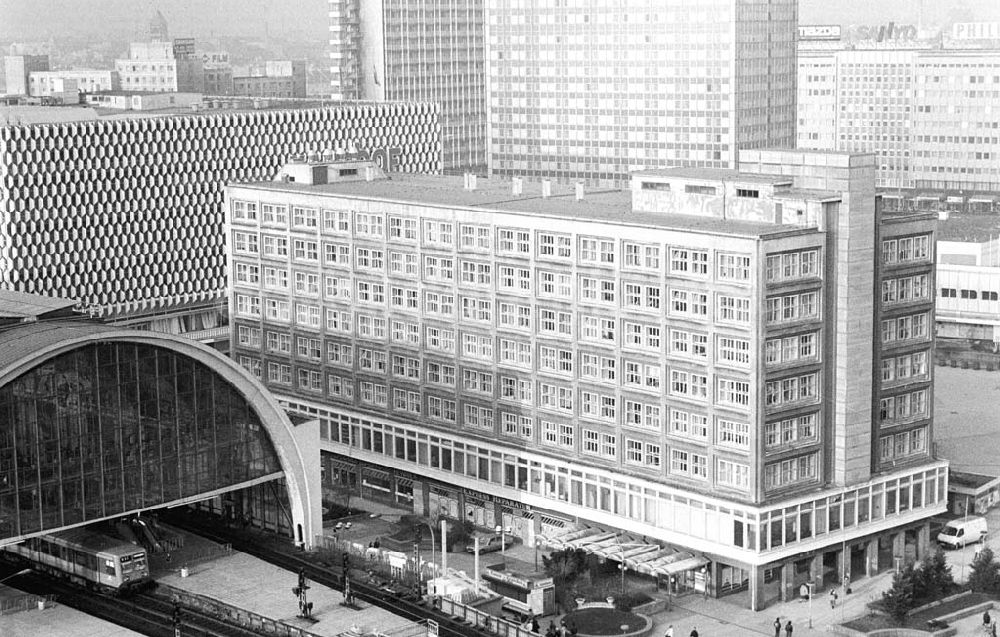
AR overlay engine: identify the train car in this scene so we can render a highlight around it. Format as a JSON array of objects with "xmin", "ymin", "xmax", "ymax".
[{"xmin": 4, "ymin": 527, "xmax": 152, "ymax": 594}]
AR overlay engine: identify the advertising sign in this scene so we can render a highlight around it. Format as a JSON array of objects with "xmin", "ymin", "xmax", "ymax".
[{"xmin": 953, "ymin": 23, "xmax": 1000, "ymax": 40}]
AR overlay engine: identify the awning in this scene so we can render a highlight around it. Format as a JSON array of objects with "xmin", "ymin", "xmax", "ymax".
[
  {"xmin": 970, "ymin": 197, "xmax": 996, "ymax": 204},
  {"xmin": 659, "ymin": 555, "xmax": 710, "ymax": 575},
  {"xmin": 946, "ymin": 196, "xmax": 965, "ymax": 203}
]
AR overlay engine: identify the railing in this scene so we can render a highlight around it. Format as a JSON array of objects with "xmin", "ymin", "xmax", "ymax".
[
  {"xmin": 439, "ymin": 598, "xmax": 532, "ymax": 637},
  {"xmin": 314, "ymin": 535, "xmax": 439, "ymax": 582},
  {"xmin": 0, "ymin": 593, "xmax": 57, "ymax": 616},
  {"xmin": 173, "ymin": 542, "xmax": 233, "ymax": 570},
  {"xmin": 158, "ymin": 583, "xmax": 324, "ymax": 637}
]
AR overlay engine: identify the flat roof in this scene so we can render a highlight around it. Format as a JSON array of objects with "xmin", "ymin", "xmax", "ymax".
[
  {"xmin": 235, "ymin": 173, "xmax": 818, "ymax": 240},
  {"xmin": 1, "ymin": 100, "xmax": 419, "ymax": 125},
  {"xmin": 0, "ymin": 321, "xmax": 116, "ymax": 372},
  {"xmin": 937, "ymin": 214, "xmax": 1000, "ymax": 243},
  {"xmin": 0, "ymin": 290, "xmax": 78, "ymax": 319},
  {"xmin": 634, "ymin": 167, "xmax": 793, "ymax": 185}
]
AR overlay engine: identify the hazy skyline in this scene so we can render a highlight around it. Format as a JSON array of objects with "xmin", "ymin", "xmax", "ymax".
[{"xmin": 3, "ymin": 0, "xmax": 1000, "ymax": 41}]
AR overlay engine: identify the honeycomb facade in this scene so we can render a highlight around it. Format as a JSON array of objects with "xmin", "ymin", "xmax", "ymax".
[{"xmin": 0, "ymin": 102, "xmax": 442, "ymax": 318}]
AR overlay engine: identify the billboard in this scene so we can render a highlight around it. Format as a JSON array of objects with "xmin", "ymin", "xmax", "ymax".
[
  {"xmin": 952, "ymin": 23, "xmax": 1000, "ymax": 40},
  {"xmin": 799, "ymin": 25, "xmax": 842, "ymax": 41}
]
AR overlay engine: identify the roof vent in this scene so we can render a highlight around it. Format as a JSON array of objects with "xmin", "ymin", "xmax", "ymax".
[
  {"xmin": 512, "ymin": 176, "xmax": 523, "ymax": 196},
  {"xmin": 542, "ymin": 179, "xmax": 552, "ymax": 198},
  {"xmin": 464, "ymin": 172, "xmax": 477, "ymax": 191},
  {"xmin": 575, "ymin": 182, "xmax": 584, "ymax": 201}
]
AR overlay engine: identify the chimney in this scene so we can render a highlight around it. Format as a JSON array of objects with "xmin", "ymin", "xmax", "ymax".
[
  {"xmin": 512, "ymin": 176, "xmax": 523, "ymax": 196},
  {"xmin": 463, "ymin": 172, "xmax": 470, "ymax": 190},
  {"xmin": 365, "ymin": 165, "xmax": 376, "ymax": 182},
  {"xmin": 542, "ymin": 179, "xmax": 552, "ymax": 198},
  {"xmin": 575, "ymin": 182, "xmax": 584, "ymax": 201}
]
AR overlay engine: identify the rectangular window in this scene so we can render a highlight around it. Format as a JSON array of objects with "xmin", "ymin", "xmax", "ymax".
[
  {"xmin": 292, "ymin": 206, "xmax": 318, "ymax": 229},
  {"xmin": 718, "ymin": 419, "xmax": 751, "ymax": 448},
  {"xmin": 717, "ymin": 378, "xmax": 751, "ymax": 408},
  {"xmin": 389, "ymin": 216, "xmax": 418, "ymax": 241},
  {"xmin": 717, "ymin": 253, "xmax": 751, "ymax": 282},
  {"xmin": 717, "ymin": 336, "xmax": 751, "ymax": 367},
  {"xmin": 669, "ymin": 248, "xmax": 709, "ymax": 276},
  {"xmin": 538, "ymin": 232, "xmax": 572, "ymax": 259},
  {"xmin": 498, "ymin": 228, "xmax": 531, "ymax": 255},
  {"xmin": 460, "ymin": 224, "xmax": 491, "ymax": 250},
  {"xmin": 765, "ymin": 249, "xmax": 820, "ymax": 282}
]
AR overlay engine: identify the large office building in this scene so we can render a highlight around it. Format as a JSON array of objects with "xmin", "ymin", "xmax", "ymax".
[
  {"xmin": 486, "ymin": 0, "xmax": 798, "ymax": 187},
  {"xmin": 115, "ymin": 41, "xmax": 204, "ymax": 93},
  {"xmin": 328, "ymin": 0, "xmax": 487, "ymax": 172},
  {"xmin": 798, "ymin": 25, "xmax": 1000, "ymax": 201},
  {"xmin": 2, "ymin": 55, "xmax": 50, "ymax": 96},
  {"xmin": 0, "ymin": 100, "xmax": 441, "ymax": 343},
  {"xmin": 226, "ymin": 148, "xmax": 944, "ymax": 610}
]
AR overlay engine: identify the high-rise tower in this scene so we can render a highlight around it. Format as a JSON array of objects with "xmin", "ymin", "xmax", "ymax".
[{"xmin": 487, "ymin": 0, "xmax": 798, "ymax": 187}]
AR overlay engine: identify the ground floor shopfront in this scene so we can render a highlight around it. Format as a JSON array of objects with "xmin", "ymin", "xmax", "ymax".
[
  {"xmin": 291, "ymin": 397, "xmax": 949, "ymax": 610},
  {"xmin": 320, "ymin": 450, "xmax": 937, "ymax": 610}
]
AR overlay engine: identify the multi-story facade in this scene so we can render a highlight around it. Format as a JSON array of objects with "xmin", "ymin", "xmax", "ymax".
[
  {"xmin": 28, "ymin": 70, "xmax": 120, "ymax": 97},
  {"xmin": 328, "ymin": 0, "xmax": 487, "ymax": 173},
  {"xmin": 232, "ymin": 61, "xmax": 307, "ymax": 99},
  {"xmin": 799, "ymin": 35, "xmax": 1000, "ymax": 195},
  {"xmin": 486, "ymin": 0, "xmax": 798, "ymax": 187},
  {"xmin": 0, "ymin": 101, "xmax": 441, "ymax": 342},
  {"xmin": 226, "ymin": 148, "xmax": 945, "ymax": 610},
  {"xmin": 115, "ymin": 42, "xmax": 204, "ymax": 93},
  {"xmin": 2, "ymin": 55, "xmax": 50, "ymax": 96}
]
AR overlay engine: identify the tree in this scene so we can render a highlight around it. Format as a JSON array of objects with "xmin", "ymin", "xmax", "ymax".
[
  {"xmin": 543, "ymin": 549, "xmax": 589, "ymax": 611},
  {"xmin": 881, "ymin": 565, "xmax": 917, "ymax": 624},
  {"xmin": 968, "ymin": 546, "xmax": 1000, "ymax": 593},
  {"xmin": 914, "ymin": 547, "xmax": 953, "ymax": 600}
]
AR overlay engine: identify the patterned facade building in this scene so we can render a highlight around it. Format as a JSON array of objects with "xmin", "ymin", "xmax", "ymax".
[
  {"xmin": 0, "ymin": 102, "xmax": 442, "ymax": 337},
  {"xmin": 486, "ymin": 0, "xmax": 798, "ymax": 187},
  {"xmin": 226, "ymin": 148, "xmax": 945, "ymax": 610},
  {"xmin": 328, "ymin": 0, "xmax": 487, "ymax": 172}
]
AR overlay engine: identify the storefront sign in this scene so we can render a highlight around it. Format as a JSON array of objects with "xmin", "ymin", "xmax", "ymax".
[
  {"xmin": 357, "ymin": 146, "xmax": 403, "ymax": 171},
  {"xmin": 850, "ymin": 22, "xmax": 917, "ymax": 42},
  {"xmin": 953, "ymin": 23, "xmax": 1000, "ymax": 40},
  {"xmin": 483, "ymin": 568, "xmax": 553, "ymax": 591},
  {"xmin": 798, "ymin": 25, "xmax": 842, "ymax": 41}
]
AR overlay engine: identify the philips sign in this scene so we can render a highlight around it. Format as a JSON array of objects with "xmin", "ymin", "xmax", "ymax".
[
  {"xmin": 850, "ymin": 22, "xmax": 918, "ymax": 42},
  {"xmin": 953, "ymin": 23, "xmax": 1000, "ymax": 40}
]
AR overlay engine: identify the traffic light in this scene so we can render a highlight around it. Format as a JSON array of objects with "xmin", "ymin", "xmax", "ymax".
[
  {"xmin": 172, "ymin": 603, "xmax": 182, "ymax": 627},
  {"xmin": 342, "ymin": 551, "xmax": 350, "ymax": 570},
  {"xmin": 298, "ymin": 568, "xmax": 308, "ymax": 591},
  {"xmin": 292, "ymin": 586, "xmax": 301, "ymax": 596}
]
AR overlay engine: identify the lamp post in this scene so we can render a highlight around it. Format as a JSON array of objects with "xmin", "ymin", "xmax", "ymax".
[
  {"xmin": 496, "ymin": 525, "xmax": 507, "ymax": 559},
  {"xmin": 805, "ymin": 582, "xmax": 814, "ymax": 629}
]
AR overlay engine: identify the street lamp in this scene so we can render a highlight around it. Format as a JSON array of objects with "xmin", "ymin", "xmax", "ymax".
[
  {"xmin": 805, "ymin": 582, "xmax": 814, "ymax": 629},
  {"xmin": 495, "ymin": 525, "xmax": 508, "ymax": 558}
]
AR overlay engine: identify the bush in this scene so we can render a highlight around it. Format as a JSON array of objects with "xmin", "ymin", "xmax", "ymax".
[
  {"xmin": 614, "ymin": 591, "xmax": 653, "ymax": 611},
  {"xmin": 968, "ymin": 547, "xmax": 1000, "ymax": 593}
]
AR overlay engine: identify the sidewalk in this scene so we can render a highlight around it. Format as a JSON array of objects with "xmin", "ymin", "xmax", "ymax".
[{"xmin": 650, "ymin": 570, "xmax": 897, "ymax": 637}]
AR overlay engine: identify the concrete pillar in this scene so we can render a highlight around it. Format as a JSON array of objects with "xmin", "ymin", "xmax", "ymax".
[
  {"xmin": 457, "ymin": 490, "xmax": 467, "ymax": 521},
  {"xmin": 865, "ymin": 539, "xmax": 879, "ymax": 577},
  {"xmin": 917, "ymin": 523, "xmax": 931, "ymax": 561},
  {"xmin": 839, "ymin": 545, "xmax": 849, "ymax": 581},
  {"xmin": 810, "ymin": 553, "xmax": 824, "ymax": 586},
  {"xmin": 780, "ymin": 562, "xmax": 795, "ymax": 602},
  {"xmin": 749, "ymin": 564, "xmax": 766, "ymax": 611},
  {"xmin": 892, "ymin": 532, "xmax": 906, "ymax": 570}
]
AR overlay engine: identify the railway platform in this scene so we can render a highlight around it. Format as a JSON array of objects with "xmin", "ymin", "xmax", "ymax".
[
  {"xmin": 0, "ymin": 585, "xmax": 142, "ymax": 637},
  {"xmin": 158, "ymin": 546, "xmax": 413, "ymax": 636}
]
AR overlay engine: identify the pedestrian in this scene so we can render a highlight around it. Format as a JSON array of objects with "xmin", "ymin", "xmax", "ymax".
[
  {"xmin": 830, "ymin": 588, "xmax": 838, "ymax": 609},
  {"xmin": 559, "ymin": 620, "xmax": 567, "ymax": 637},
  {"xmin": 546, "ymin": 621, "xmax": 557, "ymax": 637},
  {"xmin": 689, "ymin": 628, "xmax": 699, "ymax": 637},
  {"xmin": 986, "ymin": 610, "xmax": 993, "ymax": 626},
  {"xmin": 991, "ymin": 620, "xmax": 997, "ymax": 637},
  {"xmin": 785, "ymin": 620, "xmax": 793, "ymax": 636},
  {"xmin": 532, "ymin": 618, "xmax": 540, "ymax": 634},
  {"xmin": 665, "ymin": 625, "xmax": 674, "ymax": 637},
  {"xmin": 773, "ymin": 617, "xmax": 781, "ymax": 637}
]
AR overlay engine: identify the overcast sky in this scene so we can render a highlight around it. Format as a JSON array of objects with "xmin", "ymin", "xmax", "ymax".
[{"xmin": 3, "ymin": 0, "xmax": 1000, "ymax": 41}]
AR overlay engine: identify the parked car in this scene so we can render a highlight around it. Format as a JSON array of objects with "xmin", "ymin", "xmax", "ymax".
[
  {"xmin": 465, "ymin": 535, "xmax": 505, "ymax": 554},
  {"xmin": 937, "ymin": 516, "xmax": 988, "ymax": 549}
]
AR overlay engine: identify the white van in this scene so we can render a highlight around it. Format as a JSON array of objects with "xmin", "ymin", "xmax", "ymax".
[{"xmin": 937, "ymin": 517, "xmax": 988, "ymax": 549}]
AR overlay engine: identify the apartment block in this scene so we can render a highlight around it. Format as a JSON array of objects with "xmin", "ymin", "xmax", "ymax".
[
  {"xmin": 225, "ymin": 148, "xmax": 944, "ymax": 610},
  {"xmin": 487, "ymin": 0, "xmax": 798, "ymax": 186},
  {"xmin": 0, "ymin": 101, "xmax": 441, "ymax": 341}
]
